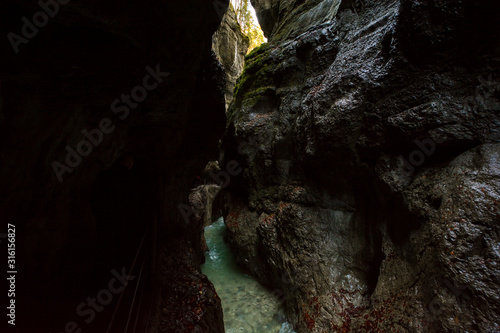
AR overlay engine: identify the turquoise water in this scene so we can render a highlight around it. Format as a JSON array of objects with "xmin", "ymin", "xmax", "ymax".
[{"xmin": 201, "ymin": 218, "xmax": 295, "ymax": 333}]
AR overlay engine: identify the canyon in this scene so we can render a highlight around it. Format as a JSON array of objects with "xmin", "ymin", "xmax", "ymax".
[{"xmin": 0, "ymin": 0, "xmax": 498, "ymax": 332}]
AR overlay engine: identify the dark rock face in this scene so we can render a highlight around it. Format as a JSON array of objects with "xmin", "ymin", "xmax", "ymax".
[
  {"xmin": 212, "ymin": 5, "xmax": 250, "ymax": 110},
  {"xmin": 0, "ymin": 0, "xmax": 227, "ymax": 331},
  {"xmin": 251, "ymin": 0, "xmax": 341, "ymax": 41},
  {"xmin": 223, "ymin": 0, "xmax": 500, "ymax": 332},
  {"xmin": 250, "ymin": 0, "xmax": 281, "ymax": 38},
  {"xmin": 152, "ymin": 242, "xmax": 224, "ymax": 333}
]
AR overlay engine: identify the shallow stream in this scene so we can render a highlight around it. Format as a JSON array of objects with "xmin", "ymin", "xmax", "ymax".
[{"xmin": 201, "ymin": 218, "xmax": 295, "ymax": 333}]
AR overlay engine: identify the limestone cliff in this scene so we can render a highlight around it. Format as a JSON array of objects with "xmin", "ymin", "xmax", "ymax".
[
  {"xmin": 223, "ymin": 0, "xmax": 500, "ymax": 332},
  {"xmin": 212, "ymin": 5, "xmax": 250, "ymax": 110}
]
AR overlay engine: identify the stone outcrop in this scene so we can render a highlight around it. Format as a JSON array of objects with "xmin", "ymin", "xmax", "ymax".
[
  {"xmin": 0, "ymin": 0, "xmax": 228, "ymax": 331},
  {"xmin": 251, "ymin": 0, "xmax": 342, "ymax": 41},
  {"xmin": 222, "ymin": 0, "xmax": 500, "ymax": 332},
  {"xmin": 201, "ymin": 184, "xmax": 222, "ymax": 227},
  {"xmin": 212, "ymin": 5, "xmax": 250, "ymax": 110}
]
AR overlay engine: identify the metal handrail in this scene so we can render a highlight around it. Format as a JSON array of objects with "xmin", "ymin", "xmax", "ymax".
[{"xmin": 106, "ymin": 229, "xmax": 148, "ymax": 333}]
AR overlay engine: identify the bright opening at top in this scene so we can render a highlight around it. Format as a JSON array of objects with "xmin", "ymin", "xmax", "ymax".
[{"xmin": 230, "ymin": 0, "xmax": 267, "ymax": 52}]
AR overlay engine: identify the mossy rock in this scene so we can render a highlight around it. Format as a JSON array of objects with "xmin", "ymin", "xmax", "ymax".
[
  {"xmin": 233, "ymin": 43, "xmax": 276, "ymax": 106},
  {"xmin": 245, "ymin": 42, "xmax": 271, "ymax": 60}
]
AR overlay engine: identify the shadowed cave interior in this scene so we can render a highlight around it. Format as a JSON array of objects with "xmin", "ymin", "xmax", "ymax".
[{"xmin": 0, "ymin": 0, "xmax": 499, "ymax": 333}]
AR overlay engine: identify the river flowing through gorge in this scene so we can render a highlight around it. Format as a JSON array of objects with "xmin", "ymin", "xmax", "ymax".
[{"xmin": 202, "ymin": 218, "xmax": 296, "ymax": 333}]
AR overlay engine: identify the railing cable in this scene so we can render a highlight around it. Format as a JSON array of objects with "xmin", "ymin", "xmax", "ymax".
[
  {"xmin": 125, "ymin": 252, "xmax": 146, "ymax": 333},
  {"xmin": 106, "ymin": 229, "xmax": 148, "ymax": 333}
]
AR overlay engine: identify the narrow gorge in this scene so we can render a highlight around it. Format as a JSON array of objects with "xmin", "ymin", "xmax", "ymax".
[{"xmin": 0, "ymin": 0, "xmax": 498, "ymax": 333}]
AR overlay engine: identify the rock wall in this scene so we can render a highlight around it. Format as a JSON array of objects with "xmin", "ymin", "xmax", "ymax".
[
  {"xmin": 212, "ymin": 5, "xmax": 250, "ymax": 110},
  {"xmin": 222, "ymin": 0, "xmax": 500, "ymax": 332},
  {"xmin": 252, "ymin": 0, "xmax": 341, "ymax": 41},
  {"xmin": 0, "ymin": 0, "xmax": 228, "ymax": 331}
]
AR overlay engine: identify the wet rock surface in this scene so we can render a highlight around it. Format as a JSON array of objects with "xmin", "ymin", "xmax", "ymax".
[
  {"xmin": 222, "ymin": 0, "xmax": 500, "ymax": 332},
  {"xmin": 152, "ymin": 242, "xmax": 224, "ymax": 333}
]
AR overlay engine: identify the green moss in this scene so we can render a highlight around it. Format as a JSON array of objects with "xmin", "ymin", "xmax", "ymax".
[
  {"xmin": 228, "ymin": 42, "xmax": 279, "ymax": 125},
  {"xmin": 234, "ymin": 43, "xmax": 275, "ymax": 104},
  {"xmin": 245, "ymin": 42, "xmax": 270, "ymax": 60},
  {"xmin": 240, "ymin": 86, "xmax": 273, "ymax": 108}
]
